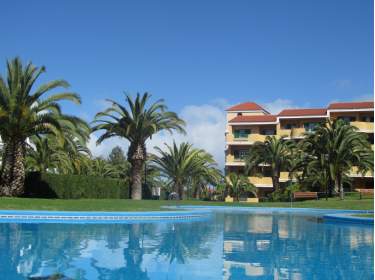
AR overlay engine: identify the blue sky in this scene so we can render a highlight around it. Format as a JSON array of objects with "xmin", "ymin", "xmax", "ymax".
[{"xmin": 0, "ymin": 0, "xmax": 373, "ymax": 165}]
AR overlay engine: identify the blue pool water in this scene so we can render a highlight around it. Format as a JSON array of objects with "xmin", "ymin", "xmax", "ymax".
[{"xmin": 0, "ymin": 210, "xmax": 373, "ymax": 280}]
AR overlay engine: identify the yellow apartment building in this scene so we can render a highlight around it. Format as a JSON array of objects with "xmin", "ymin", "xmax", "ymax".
[{"xmin": 225, "ymin": 101, "xmax": 374, "ymax": 197}]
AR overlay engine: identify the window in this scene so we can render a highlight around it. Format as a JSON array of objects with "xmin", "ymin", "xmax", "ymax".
[
  {"xmin": 368, "ymin": 134, "xmax": 374, "ymax": 145},
  {"xmin": 234, "ymin": 149, "xmax": 248, "ymax": 160},
  {"xmin": 284, "ymin": 123, "xmax": 297, "ymax": 129},
  {"xmin": 361, "ymin": 116, "xmax": 374, "ymax": 122},
  {"xmin": 338, "ymin": 116, "xmax": 356, "ymax": 123},
  {"xmin": 234, "ymin": 129, "xmax": 251, "ymax": 138},
  {"xmin": 261, "ymin": 129, "xmax": 276, "ymax": 135},
  {"xmin": 303, "ymin": 122, "xmax": 319, "ymax": 132}
]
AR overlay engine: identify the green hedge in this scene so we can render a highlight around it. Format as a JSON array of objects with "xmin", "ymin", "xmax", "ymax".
[{"xmin": 25, "ymin": 172, "xmax": 129, "ymax": 199}]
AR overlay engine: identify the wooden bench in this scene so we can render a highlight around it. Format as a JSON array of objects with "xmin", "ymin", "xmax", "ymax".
[
  {"xmin": 355, "ymin": 189, "xmax": 374, "ymax": 199},
  {"xmin": 293, "ymin": 192, "xmax": 318, "ymax": 201}
]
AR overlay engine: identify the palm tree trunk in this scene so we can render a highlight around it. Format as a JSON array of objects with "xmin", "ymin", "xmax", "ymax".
[
  {"xmin": 327, "ymin": 175, "xmax": 334, "ymax": 197},
  {"xmin": 172, "ymin": 182, "xmax": 184, "ymax": 200},
  {"xmin": 335, "ymin": 175, "xmax": 344, "ymax": 200},
  {"xmin": 194, "ymin": 185, "xmax": 201, "ymax": 199},
  {"xmin": 128, "ymin": 143, "xmax": 146, "ymax": 200},
  {"xmin": 0, "ymin": 139, "xmax": 25, "ymax": 196},
  {"xmin": 130, "ymin": 159, "xmax": 143, "ymax": 200},
  {"xmin": 272, "ymin": 176, "xmax": 280, "ymax": 191}
]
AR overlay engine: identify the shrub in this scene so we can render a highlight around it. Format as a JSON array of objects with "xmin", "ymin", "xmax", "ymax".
[
  {"xmin": 24, "ymin": 172, "xmax": 129, "ymax": 199},
  {"xmin": 270, "ymin": 189, "xmax": 290, "ymax": 202},
  {"xmin": 269, "ymin": 183, "xmax": 301, "ymax": 202}
]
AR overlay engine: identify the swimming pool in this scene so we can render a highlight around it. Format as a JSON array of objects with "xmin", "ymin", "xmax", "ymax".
[{"xmin": 0, "ymin": 208, "xmax": 373, "ymax": 280}]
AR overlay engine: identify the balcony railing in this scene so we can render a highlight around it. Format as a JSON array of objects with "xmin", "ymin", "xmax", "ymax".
[
  {"xmin": 280, "ymin": 172, "xmax": 290, "ymax": 181},
  {"xmin": 348, "ymin": 166, "xmax": 373, "ymax": 177},
  {"xmin": 225, "ymin": 154, "xmax": 245, "ymax": 166},
  {"xmin": 350, "ymin": 122, "xmax": 374, "ymax": 133},
  {"xmin": 277, "ymin": 129, "xmax": 291, "ymax": 138},
  {"xmin": 290, "ymin": 128, "xmax": 306, "ymax": 138},
  {"xmin": 248, "ymin": 176, "xmax": 273, "ymax": 186},
  {"xmin": 226, "ymin": 133, "xmax": 273, "ymax": 143},
  {"xmin": 277, "ymin": 128, "xmax": 307, "ymax": 139}
]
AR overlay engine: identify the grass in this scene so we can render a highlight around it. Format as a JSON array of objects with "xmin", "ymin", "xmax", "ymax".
[{"xmin": 0, "ymin": 196, "xmax": 373, "ymax": 212}]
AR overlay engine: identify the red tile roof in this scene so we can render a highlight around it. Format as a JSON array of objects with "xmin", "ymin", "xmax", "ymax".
[
  {"xmin": 229, "ymin": 115, "xmax": 277, "ymax": 123},
  {"xmin": 328, "ymin": 101, "xmax": 374, "ymax": 110},
  {"xmin": 226, "ymin": 102, "xmax": 266, "ymax": 112},
  {"xmin": 278, "ymin": 108, "xmax": 327, "ymax": 117}
]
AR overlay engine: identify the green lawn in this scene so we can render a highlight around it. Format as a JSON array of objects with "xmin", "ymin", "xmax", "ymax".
[{"xmin": 0, "ymin": 196, "xmax": 373, "ymax": 211}]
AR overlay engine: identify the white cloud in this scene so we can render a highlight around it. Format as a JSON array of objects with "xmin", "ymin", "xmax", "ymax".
[
  {"xmin": 356, "ymin": 94, "xmax": 373, "ymax": 101},
  {"xmin": 88, "ymin": 101, "xmax": 227, "ymax": 168},
  {"xmin": 88, "ymin": 134, "xmax": 129, "ymax": 158},
  {"xmin": 147, "ymin": 103, "xmax": 226, "ymax": 168},
  {"xmin": 333, "ymin": 79, "xmax": 352, "ymax": 89},
  {"xmin": 262, "ymin": 98, "xmax": 296, "ymax": 114},
  {"xmin": 329, "ymin": 94, "xmax": 373, "ymax": 104}
]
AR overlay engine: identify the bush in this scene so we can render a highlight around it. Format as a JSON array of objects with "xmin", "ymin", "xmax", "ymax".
[
  {"xmin": 270, "ymin": 189, "xmax": 290, "ymax": 202},
  {"xmin": 269, "ymin": 183, "xmax": 301, "ymax": 202},
  {"xmin": 24, "ymin": 172, "xmax": 129, "ymax": 199}
]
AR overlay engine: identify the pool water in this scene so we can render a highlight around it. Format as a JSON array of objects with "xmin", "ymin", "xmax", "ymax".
[{"xmin": 0, "ymin": 210, "xmax": 373, "ymax": 280}]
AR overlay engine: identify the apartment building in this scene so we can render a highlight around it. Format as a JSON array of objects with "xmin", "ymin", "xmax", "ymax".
[{"xmin": 225, "ymin": 101, "xmax": 374, "ymax": 197}]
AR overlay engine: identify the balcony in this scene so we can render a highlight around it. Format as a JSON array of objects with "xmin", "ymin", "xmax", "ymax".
[
  {"xmin": 348, "ymin": 166, "xmax": 373, "ymax": 178},
  {"xmin": 249, "ymin": 134, "xmax": 268, "ymax": 142},
  {"xmin": 248, "ymin": 176, "xmax": 273, "ymax": 187},
  {"xmin": 226, "ymin": 133, "xmax": 270, "ymax": 144},
  {"xmin": 225, "ymin": 154, "xmax": 245, "ymax": 166},
  {"xmin": 280, "ymin": 172, "xmax": 290, "ymax": 182},
  {"xmin": 277, "ymin": 128, "xmax": 307, "ymax": 139},
  {"xmin": 350, "ymin": 122, "xmax": 374, "ymax": 133},
  {"xmin": 290, "ymin": 128, "xmax": 306, "ymax": 138},
  {"xmin": 277, "ymin": 129, "xmax": 291, "ymax": 138}
]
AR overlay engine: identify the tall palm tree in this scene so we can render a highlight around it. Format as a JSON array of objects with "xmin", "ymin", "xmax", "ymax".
[
  {"xmin": 0, "ymin": 57, "xmax": 81, "ymax": 196},
  {"xmin": 302, "ymin": 119, "xmax": 373, "ymax": 199},
  {"xmin": 245, "ymin": 136, "xmax": 294, "ymax": 191},
  {"xmin": 93, "ymin": 93, "xmax": 185, "ymax": 200},
  {"xmin": 151, "ymin": 142, "xmax": 220, "ymax": 200}
]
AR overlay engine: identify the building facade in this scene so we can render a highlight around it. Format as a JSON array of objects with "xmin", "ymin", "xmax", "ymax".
[{"xmin": 225, "ymin": 101, "xmax": 374, "ymax": 197}]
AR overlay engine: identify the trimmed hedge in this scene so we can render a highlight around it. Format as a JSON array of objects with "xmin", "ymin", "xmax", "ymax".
[{"xmin": 25, "ymin": 172, "xmax": 129, "ymax": 199}]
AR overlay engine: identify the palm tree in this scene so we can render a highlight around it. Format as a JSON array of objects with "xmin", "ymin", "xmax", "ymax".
[
  {"xmin": 93, "ymin": 93, "xmax": 185, "ymax": 200},
  {"xmin": 226, "ymin": 172, "xmax": 256, "ymax": 201},
  {"xmin": 26, "ymin": 136, "xmax": 69, "ymax": 173},
  {"xmin": 88, "ymin": 158, "xmax": 121, "ymax": 178},
  {"xmin": 0, "ymin": 57, "xmax": 82, "ymax": 196},
  {"xmin": 302, "ymin": 119, "xmax": 373, "ymax": 199},
  {"xmin": 151, "ymin": 142, "xmax": 220, "ymax": 200},
  {"xmin": 191, "ymin": 159, "xmax": 222, "ymax": 199},
  {"xmin": 26, "ymin": 116, "xmax": 91, "ymax": 174},
  {"xmin": 214, "ymin": 181, "xmax": 227, "ymax": 201},
  {"xmin": 245, "ymin": 136, "xmax": 294, "ymax": 191}
]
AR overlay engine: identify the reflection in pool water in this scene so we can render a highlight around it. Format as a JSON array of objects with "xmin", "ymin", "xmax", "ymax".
[{"xmin": 0, "ymin": 212, "xmax": 373, "ymax": 279}]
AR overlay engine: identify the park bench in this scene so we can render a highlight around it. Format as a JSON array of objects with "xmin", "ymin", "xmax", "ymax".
[
  {"xmin": 355, "ymin": 189, "xmax": 374, "ymax": 199},
  {"xmin": 293, "ymin": 192, "xmax": 318, "ymax": 201}
]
